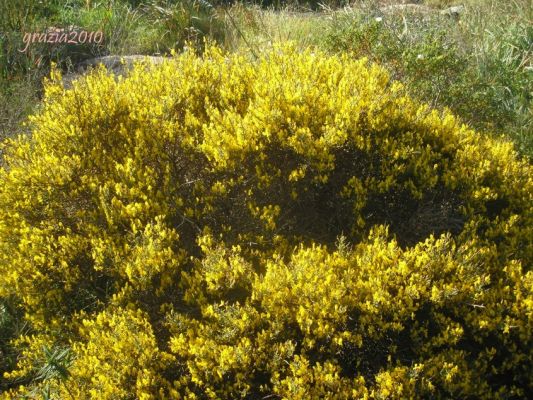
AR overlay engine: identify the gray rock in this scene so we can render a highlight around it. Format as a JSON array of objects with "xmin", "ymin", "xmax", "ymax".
[
  {"xmin": 62, "ymin": 55, "xmax": 168, "ymax": 88},
  {"xmin": 440, "ymin": 5, "xmax": 465, "ymax": 18},
  {"xmin": 379, "ymin": 3, "xmax": 465, "ymax": 18},
  {"xmin": 76, "ymin": 55, "xmax": 167, "ymax": 74},
  {"xmin": 380, "ymin": 4, "xmax": 432, "ymax": 14}
]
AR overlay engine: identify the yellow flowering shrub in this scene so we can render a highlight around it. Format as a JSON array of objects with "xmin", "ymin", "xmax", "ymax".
[
  {"xmin": 0, "ymin": 43, "xmax": 531, "ymax": 398},
  {"xmin": 63, "ymin": 308, "xmax": 175, "ymax": 399}
]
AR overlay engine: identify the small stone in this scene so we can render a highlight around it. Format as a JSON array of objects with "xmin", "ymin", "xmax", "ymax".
[{"xmin": 440, "ymin": 5, "xmax": 465, "ymax": 18}]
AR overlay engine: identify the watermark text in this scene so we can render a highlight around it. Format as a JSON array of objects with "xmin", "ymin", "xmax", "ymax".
[{"xmin": 19, "ymin": 28, "xmax": 103, "ymax": 53}]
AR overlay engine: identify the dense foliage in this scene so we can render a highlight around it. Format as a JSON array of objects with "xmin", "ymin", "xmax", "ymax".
[{"xmin": 0, "ymin": 44, "xmax": 531, "ymax": 399}]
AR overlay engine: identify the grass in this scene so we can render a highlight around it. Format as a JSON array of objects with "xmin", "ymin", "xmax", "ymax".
[
  {"xmin": 0, "ymin": 76, "xmax": 40, "ymax": 145},
  {"xmin": 222, "ymin": 4, "xmax": 329, "ymax": 52}
]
